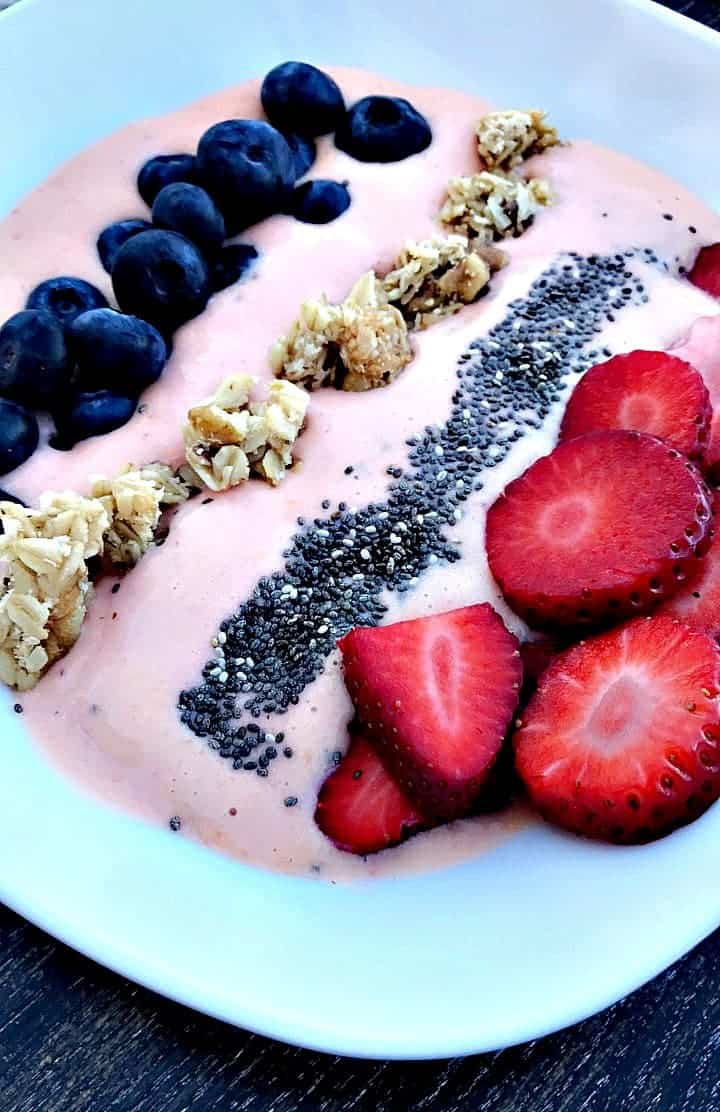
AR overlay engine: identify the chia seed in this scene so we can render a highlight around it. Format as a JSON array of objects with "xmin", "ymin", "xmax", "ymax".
[
  {"xmin": 179, "ymin": 251, "xmax": 649, "ymax": 773},
  {"xmin": 169, "ymin": 816, "xmax": 182, "ymax": 832},
  {"xmin": 284, "ymin": 796, "xmax": 299, "ymax": 807}
]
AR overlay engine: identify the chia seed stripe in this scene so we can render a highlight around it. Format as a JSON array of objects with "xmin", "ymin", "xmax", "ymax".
[{"xmin": 178, "ymin": 251, "xmax": 648, "ymax": 769}]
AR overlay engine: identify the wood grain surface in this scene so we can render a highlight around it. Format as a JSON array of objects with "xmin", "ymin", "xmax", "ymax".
[{"xmin": 1, "ymin": 1, "xmax": 720, "ymax": 1109}]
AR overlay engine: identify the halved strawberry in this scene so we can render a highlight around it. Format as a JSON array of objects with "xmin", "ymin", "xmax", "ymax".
[
  {"xmin": 315, "ymin": 734, "xmax": 425, "ymax": 855},
  {"xmin": 657, "ymin": 503, "xmax": 720, "ymax": 639},
  {"xmin": 514, "ymin": 614, "xmax": 720, "ymax": 843},
  {"xmin": 688, "ymin": 243, "xmax": 720, "ymax": 300},
  {"xmin": 339, "ymin": 603, "xmax": 522, "ymax": 821},
  {"xmin": 670, "ymin": 316, "xmax": 720, "ymax": 479},
  {"xmin": 486, "ymin": 430, "xmax": 712, "ymax": 629},
  {"xmin": 559, "ymin": 350, "xmax": 710, "ymax": 459}
]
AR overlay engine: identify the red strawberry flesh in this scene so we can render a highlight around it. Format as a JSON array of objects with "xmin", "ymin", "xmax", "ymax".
[
  {"xmin": 657, "ymin": 502, "xmax": 720, "ymax": 639},
  {"xmin": 314, "ymin": 734, "xmax": 425, "ymax": 855},
  {"xmin": 339, "ymin": 603, "xmax": 522, "ymax": 821},
  {"xmin": 486, "ymin": 429, "xmax": 712, "ymax": 629},
  {"xmin": 688, "ymin": 242, "xmax": 720, "ymax": 300},
  {"xmin": 514, "ymin": 615, "xmax": 720, "ymax": 843},
  {"xmin": 670, "ymin": 316, "xmax": 720, "ymax": 479},
  {"xmin": 559, "ymin": 350, "xmax": 710, "ymax": 459}
]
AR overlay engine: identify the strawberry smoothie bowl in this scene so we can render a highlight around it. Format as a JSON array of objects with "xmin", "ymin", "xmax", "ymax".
[{"xmin": 0, "ymin": 61, "xmax": 719, "ymax": 882}]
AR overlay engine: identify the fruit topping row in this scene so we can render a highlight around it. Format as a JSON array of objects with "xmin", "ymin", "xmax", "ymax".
[
  {"xmin": 0, "ymin": 63, "xmax": 441, "ymax": 477},
  {"xmin": 315, "ymin": 290, "xmax": 720, "ymax": 853}
]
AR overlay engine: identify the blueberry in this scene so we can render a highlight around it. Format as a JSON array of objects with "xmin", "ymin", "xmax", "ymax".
[
  {"xmin": 97, "ymin": 219, "xmax": 152, "ymax": 274},
  {"xmin": 210, "ymin": 244, "xmax": 259, "ymax": 293},
  {"xmin": 53, "ymin": 391, "xmax": 135, "ymax": 448},
  {"xmin": 26, "ymin": 277, "xmax": 108, "ymax": 329},
  {"xmin": 152, "ymin": 183, "xmax": 225, "ymax": 256},
  {"xmin": 137, "ymin": 153, "xmax": 197, "ymax": 207},
  {"xmin": 283, "ymin": 133, "xmax": 316, "ymax": 179},
  {"xmin": 335, "ymin": 96, "xmax": 432, "ymax": 162},
  {"xmin": 0, "ymin": 399, "xmax": 39, "ymax": 474},
  {"xmin": 261, "ymin": 62, "xmax": 345, "ymax": 136},
  {"xmin": 112, "ymin": 229, "xmax": 211, "ymax": 333},
  {"xmin": 0, "ymin": 310, "xmax": 69, "ymax": 406},
  {"xmin": 196, "ymin": 119, "xmax": 295, "ymax": 233},
  {"xmin": 289, "ymin": 179, "xmax": 350, "ymax": 224},
  {"xmin": 69, "ymin": 309, "xmax": 167, "ymax": 395}
]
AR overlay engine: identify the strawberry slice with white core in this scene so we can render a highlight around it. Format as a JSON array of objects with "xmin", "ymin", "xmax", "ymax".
[
  {"xmin": 515, "ymin": 615, "xmax": 720, "ymax": 843},
  {"xmin": 670, "ymin": 316, "xmax": 720, "ymax": 479},
  {"xmin": 486, "ymin": 430, "xmax": 712, "ymax": 629},
  {"xmin": 339, "ymin": 603, "xmax": 522, "ymax": 821},
  {"xmin": 657, "ymin": 501, "xmax": 720, "ymax": 639},
  {"xmin": 688, "ymin": 243, "xmax": 720, "ymax": 300},
  {"xmin": 559, "ymin": 350, "xmax": 710, "ymax": 459},
  {"xmin": 315, "ymin": 734, "xmax": 425, "ymax": 855}
]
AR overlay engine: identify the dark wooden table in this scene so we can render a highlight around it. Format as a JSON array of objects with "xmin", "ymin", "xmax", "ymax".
[{"xmin": 2, "ymin": 1, "xmax": 720, "ymax": 1108}]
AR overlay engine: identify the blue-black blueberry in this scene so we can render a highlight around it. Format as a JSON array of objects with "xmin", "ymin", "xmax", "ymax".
[
  {"xmin": 289, "ymin": 179, "xmax": 350, "ymax": 224},
  {"xmin": 196, "ymin": 119, "xmax": 295, "ymax": 233},
  {"xmin": 111, "ymin": 229, "xmax": 210, "ymax": 333},
  {"xmin": 0, "ymin": 309, "xmax": 69, "ymax": 406},
  {"xmin": 26, "ymin": 277, "xmax": 108, "ymax": 330},
  {"xmin": 69, "ymin": 309, "xmax": 167, "ymax": 396},
  {"xmin": 152, "ymin": 183, "xmax": 226, "ymax": 256},
  {"xmin": 261, "ymin": 62, "xmax": 345, "ymax": 137},
  {"xmin": 53, "ymin": 391, "xmax": 136, "ymax": 448},
  {"xmin": 210, "ymin": 244, "xmax": 259, "ymax": 293},
  {"xmin": 137, "ymin": 153, "xmax": 197, "ymax": 207},
  {"xmin": 97, "ymin": 219, "xmax": 153, "ymax": 274},
  {"xmin": 0, "ymin": 399, "xmax": 39, "ymax": 474},
  {"xmin": 283, "ymin": 133, "xmax": 316, "ymax": 179},
  {"xmin": 334, "ymin": 96, "xmax": 432, "ymax": 162}
]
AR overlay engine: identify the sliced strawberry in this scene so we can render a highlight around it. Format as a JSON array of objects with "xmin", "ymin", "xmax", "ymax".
[
  {"xmin": 688, "ymin": 243, "xmax": 720, "ymax": 299},
  {"xmin": 486, "ymin": 430, "xmax": 712, "ymax": 629},
  {"xmin": 515, "ymin": 614, "xmax": 720, "ymax": 843},
  {"xmin": 669, "ymin": 316, "xmax": 720, "ymax": 478},
  {"xmin": 339, "ymin": 603, "xmax": 522, "ymax": 821},
  {"xmin": 559, "ymin": 350, "xmax": 710, "ymax": 459},
  {"xmin": 657, "ymin": 504, "xmax": 720, "ymax": 639},
  {"xmin": 315, "ymin": 734, "xmax": 425, "ymax": 855}
]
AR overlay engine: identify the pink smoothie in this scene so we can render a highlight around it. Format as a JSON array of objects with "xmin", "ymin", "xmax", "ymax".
[{"xmin": 1, "ymin": 70, "xmax": 719, "ymax": 880}]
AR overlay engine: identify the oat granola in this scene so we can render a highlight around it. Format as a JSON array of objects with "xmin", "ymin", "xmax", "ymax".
[
  {"xmin": 183, "ymin": 374, "xmax": 309, "ymax": 490},
  {"xmin": 475, "ymin": 109, "xmax": 560, "ymax": 171},
  {"xmin": 0, "ymin": 493, "xmax": 109, "ymax": 690},
  {"xmin": 271, "ymin": 272, "xmax": 413, "ymax": 392},
  {"xmin": 439, "ymin": 171, "xmax": 552, "ymax": 242},
  {"xmin": 382, "ymin": 235, "xmax": 499, "ymax": 329},
  {"xmin": 91, "ymin": 464, "xmax": 192, "ymax": 567}
]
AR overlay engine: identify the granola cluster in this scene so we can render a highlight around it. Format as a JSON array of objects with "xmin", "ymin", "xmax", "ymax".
[
  {"xmin": 91, "ymin": 464, "xmax": 191, "ymax": 567},
  {"xmin": 270, "ymin": 272, "xmax": 413, "ymax": 392},
  {"xmin": 440, "ymin": 171, "xmax": 552, "ymax": 242},
  {"xmin": 381, "ymin": 234, "xmax": 505, "ymax": 330},
  {"xmin": 475, "ymin": 109, "xmax": 560, "ymax": 171},
  {"xmin": 183, "ymin": 374, "xmax": 309, "ymax": 490},
  {"xmin": 0, "ymin": 494, "xmax": 108, "ymax": 690}
]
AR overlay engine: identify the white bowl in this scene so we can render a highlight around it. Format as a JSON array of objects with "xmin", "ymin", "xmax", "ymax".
[{"xmin": 1, "ymin": 0, "xmax": 719, "ymax": 1060}]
